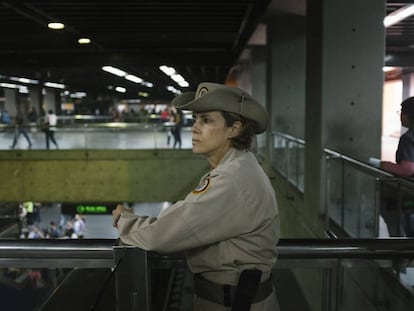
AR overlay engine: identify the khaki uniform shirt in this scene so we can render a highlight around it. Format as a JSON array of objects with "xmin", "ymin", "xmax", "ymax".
[{"xmin": 118, "ymin": 148, "xmax": 280, "ymax": 310}]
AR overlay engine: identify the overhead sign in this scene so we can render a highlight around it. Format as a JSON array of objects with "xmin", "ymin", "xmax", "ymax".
[{"xmin": 61, "ymin": 202, "xmax": 117, "ymax": 215}]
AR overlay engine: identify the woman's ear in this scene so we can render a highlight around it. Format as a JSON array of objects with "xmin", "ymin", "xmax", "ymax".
[{"xmin": 229, "ymin": 121, "xmax": 242, "ymax": 137}]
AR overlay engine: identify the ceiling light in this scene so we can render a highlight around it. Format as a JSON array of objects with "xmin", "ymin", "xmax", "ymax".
[
  {"xmin": 48, "ymin": 22, "xmax": 65, "ymax": 30},
  {"xmin": 177, "ymin": 81, "xmax": 189, "ymax": 87},
  {"xmin": 171, "ymin": 74, "xmax": 185, "ymax": 83},
  {"xmin": 78, "ymin": 38, "xmax": 91, "ymax": 44},
  {"xmin": 70, "ymin": 92, "xmax": 87, "ymax": 98},
  {"xmin": 0, "ymin": 83, "xmax": 20, "ymax": 89},
  {"xmin": 102, "ymin": 66, "xmax": 126, "ymax": 77},
  {"xmin": 167, "ymin": 86, "xmax": 182, "ymax": 94},
  {"xmin": 159, "ymin": 65, "xmax": 176, "ymax": 76},
  {"xmin": 125, "ymin": 74, "xmax": 143, "ymax": 83},
  {"xmin": 115, "ymin": 86, "xmax": 126, "ymax": 93},
  {"xmin": 44, "ymin": 82, "xmax": 65, "ymax": 89},
  {"xmin": 384, "ymin": 4, "xmax": 414, "ymax": 27},
  {"xmin": 142, "ymin": 82, "xmax": 153, "ymax": 88},
  {"xmin": 139, "ymin": 92, "xmax": 149, "ymax": 97},
  {"xmin": 124, "ymin": 99, "xmax": 142, "ymax": 103},
  {"xmin": 9, "ymin": 76, "xmax": 39, "ymax": 84},
  {"xmin": 160, "ymin": 65, "xmax": 189, "ymax": 87},
  {"xmin": 0, "ymin": 83, "xmax": 28, "ymax": 93}
]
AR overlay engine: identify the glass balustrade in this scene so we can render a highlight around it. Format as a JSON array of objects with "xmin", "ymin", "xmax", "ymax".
[
  {"xmin": 0, "ymin": 239, "xmax": 413, "ymax": 311},
  {"xmin": 272, "ymin": 131, "xmax": 305, "ymax": 192},
  {"xmin": 272, "ymin": 132, "xmax": 414, "ymax": 239}
]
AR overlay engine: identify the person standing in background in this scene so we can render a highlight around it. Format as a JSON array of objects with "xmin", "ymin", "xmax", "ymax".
[
  {"xmin": 45, "ymin": 109, "xmax": 59, "ymax": 150},
  {"xmin": 10, "ymin": 109, "xmax": 32, "ymax": 149},
  {"xmin": 381, "ymin": 96, "xmax": 414, "ymax": 176},
  {"xmin": 171, "ymin": 105, "xmax": 184, "ymax": 149},
  {"xmin": 380, "ymin": 97, "xmax": 414, "ymax": 237}
]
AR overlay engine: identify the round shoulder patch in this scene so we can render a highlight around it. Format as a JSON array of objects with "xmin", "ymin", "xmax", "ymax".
[{"xmin": 192, "ymin": 178, "xmax": 210, "ymax": 194}]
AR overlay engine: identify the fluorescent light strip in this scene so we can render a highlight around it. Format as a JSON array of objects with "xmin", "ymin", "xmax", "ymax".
[
  {"xmin": 44, "ymin": 82, "xmax": 65, "ymax": 89},
  {"xmin": 115, "ymin": 86, "xmax": 126, "ymax": 93},
  {"xmin": 102, "ymin": 66, "xmax": 127, "ymax": 77},
  {"xmin": 103, "ymin": 66, "xmax": 153, "ymax": 89},
  {"xmin": 0, "ymin": 83, "xmax": 20, "ymax": 89},
  {"xmin": 159, "ymin": 65, "xmax": 189, "ymax": 88},
  {"xmin": 48, "ymin": 22, "xmax": 65, "ymax": 30},
  {"xmin": 384, "ymin": 4, "xmax": 414, "ymax": 27},
  {"xmin": 159, "ymin": 65, "xmax": 176, "ymax": 76},
  {"xmin": 9, "ymin": 76, "xmax": 39, "ymax": 84},
  {"xmin": 0, "ymin": 83, "xmax": 29, "ymax": 93},
  {"xmin": 125, "ymin": 74, "xmax": 143, "ymax": 83},
  {"xmin": 70, "ymin": 92, "xmax": 87, "ymax": 98},
  {"xmin": 78, "ymin": 38, "xmax": 91, "ymax": 44}
]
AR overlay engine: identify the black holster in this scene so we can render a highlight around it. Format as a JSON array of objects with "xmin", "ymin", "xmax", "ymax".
[
  {"xmin": 193, "ymin": 269, "xmax": 272, "ymax": 310},
  {"xmin": 231, "ymin": 269, "xmax": 262, "ymax": 311}
]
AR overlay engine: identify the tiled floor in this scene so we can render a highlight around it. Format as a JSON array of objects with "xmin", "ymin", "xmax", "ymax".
[{"xmin": 0, "ymin": 126, "xmax": 193, "ymax": 150}]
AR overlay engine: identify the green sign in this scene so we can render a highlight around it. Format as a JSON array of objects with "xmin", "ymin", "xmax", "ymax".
[
  {"xmin": 76, "ymin": 204, "xmax": 108, "ymax": 214},
  {"xmin": 61, "ymin": 202, "xmax": 116, "ymax": 215}
]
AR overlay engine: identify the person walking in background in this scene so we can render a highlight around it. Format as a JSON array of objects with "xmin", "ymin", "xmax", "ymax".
[
  {"xmin": 73, "ymin": 214, "xmax": 86, "ymax": 238},
  {"xmin": 171, "ymin": 105, "xmax": 184, "ymax": 149},
  {"xmin": 44, "ymin": 109, "xmax": 58, "ymax": 150},
  {"xmin": 10, "ymin": 109, "xmax": 32, "ymax": 149},
  {"xmin": 113, "ymin": 82, "xmax": 280, "ymax": 311}
]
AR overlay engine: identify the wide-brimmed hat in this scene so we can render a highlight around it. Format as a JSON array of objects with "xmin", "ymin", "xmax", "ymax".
[{"xmin": 172, "ymin": 82, "xmax": 269, "ymax": 134}]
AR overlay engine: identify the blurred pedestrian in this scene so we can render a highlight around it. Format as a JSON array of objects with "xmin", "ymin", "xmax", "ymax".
[
  {"xmin": 10, "ymin": 109, "xmax": 32, "ymax": 149},
  {"xmin": 44, "ymin": 109, "xmax": 59, "ymax": 149}
]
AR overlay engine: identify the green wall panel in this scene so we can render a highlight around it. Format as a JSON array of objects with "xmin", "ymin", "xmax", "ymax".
[{"xmin": 0, "ymin": 150, "xmax": 209, "ymax": 203}]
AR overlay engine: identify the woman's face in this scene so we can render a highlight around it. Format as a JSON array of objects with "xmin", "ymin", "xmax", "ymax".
[
  {"xmin": 191, "ymin": 111, "xmax": 240, "ymax": 167},
  {"xmin": 401, "ymin": 112, "xmax": 411, "ymax": 128}
]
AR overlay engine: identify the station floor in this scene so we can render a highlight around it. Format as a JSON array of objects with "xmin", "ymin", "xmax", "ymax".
[
  {"xmin": 0, "ymin": 127, "xmax": 193, "ymax": 150},
  {"xmin": 21, "ymin": 201, "xmax": 170, "ymax": 240}
]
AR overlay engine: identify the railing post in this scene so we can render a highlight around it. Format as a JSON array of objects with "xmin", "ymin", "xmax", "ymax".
[{"xmin": 114, "ymin": 246, "xmax": 151, "ymax": 311}]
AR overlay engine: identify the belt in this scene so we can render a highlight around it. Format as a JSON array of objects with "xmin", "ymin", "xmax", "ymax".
[{"xmin": 193, "ymin": 274, "xmax": 273, "ymax": 307}]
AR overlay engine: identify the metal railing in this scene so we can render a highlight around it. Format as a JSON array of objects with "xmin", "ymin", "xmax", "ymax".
[
  {"xmin": 272, "ymin": 131, "xmax": 305, "ymax": 192},
  {"xmin": 324, "ymin": 149, "xmax": 414, "ymax": 238},
  {"xmin": 0, "ymin": 238, "xmax": 414, "ymax": 311},
  {"xmin": 272, "ymin": 131, "xmax": 414, "ymax": 238}
]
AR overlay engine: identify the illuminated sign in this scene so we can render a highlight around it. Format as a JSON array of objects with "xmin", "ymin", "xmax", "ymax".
[{"xmin": 61, "ymin": 203, "xmax": 117, "ymax": 215}]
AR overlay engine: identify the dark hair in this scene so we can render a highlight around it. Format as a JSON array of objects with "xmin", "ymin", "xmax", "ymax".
[
  {"xmin": 220, "ymin": 111, "xmax": 257, "ymax": 150},
  {"xmin": 401, "ymin": 97, "xmax": 414, "ymax": 123}
]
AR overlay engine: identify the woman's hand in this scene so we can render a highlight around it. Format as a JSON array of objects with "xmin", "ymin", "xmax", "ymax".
[{"xmin": 112, "ymin": 204, "xmax": 133, "ymax": 228}]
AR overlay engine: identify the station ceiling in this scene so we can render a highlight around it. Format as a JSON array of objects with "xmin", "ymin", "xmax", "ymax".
[
  {"xmin": 0, "ymin": 0, "xmax": 271, "ymax": 101},
  {"xmin": 0, "ymin": 0, "xmax": 413, "ymax": 102}
]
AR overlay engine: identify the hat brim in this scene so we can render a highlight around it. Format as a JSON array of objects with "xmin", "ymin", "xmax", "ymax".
[{"xmin": 173, "ymin": 88, "xmax": 268, "ymax": 134}]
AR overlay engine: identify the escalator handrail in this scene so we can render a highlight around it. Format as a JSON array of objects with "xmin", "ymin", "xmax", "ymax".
[{"xmin": 0, "ymin": 238, "xmax": 413, "ymax": 268}]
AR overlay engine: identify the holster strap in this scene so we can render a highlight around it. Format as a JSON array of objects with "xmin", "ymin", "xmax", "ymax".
[{"xmin": 193, "ymin": 274, "xmax": 273, "ymax": 307}]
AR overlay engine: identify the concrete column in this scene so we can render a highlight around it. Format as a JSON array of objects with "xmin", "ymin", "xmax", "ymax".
[
  {"xmin": 4, "ymin": 88, "xmax": 18, "ymax": 116},
  {"xmin": 44, "ymin": 88, "xmax": 61, "ymax": 115},
  {"xmin": 250, "ymin": 46, "xmax": 268, "ymax": 153},
  {"xmin": 267, "ymin": 16, "xmax": 306, "ymax": 139},
  {"xmin": 305, "ymin": 0, "xmax": 385, "ymax": 215},
  {"xmin": 28, "ymin": 85, "xmax": 43, "ymax": 116}
]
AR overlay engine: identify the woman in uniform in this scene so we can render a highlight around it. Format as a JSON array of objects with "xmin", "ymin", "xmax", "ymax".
[{"xmin": 112, "ymin": 82, "xmax": 280, "ymax": 311}]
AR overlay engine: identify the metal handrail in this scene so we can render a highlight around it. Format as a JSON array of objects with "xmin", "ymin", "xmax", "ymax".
[{"xmin": 0, "ymin": 238, "xmax": 413, "ymax": 268}]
